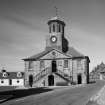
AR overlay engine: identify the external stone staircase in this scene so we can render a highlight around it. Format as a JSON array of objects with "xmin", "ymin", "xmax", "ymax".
[
  {"xmin": 33, "ymin": 68, "xmax": 72, "ymax": 85},
  {"xmin": 55, "ymin": 70, "xmax": 72, "ymax": 83},
  {"xmin": 33, "ymin": 67, "xmax": 50, "ymax": 83}
]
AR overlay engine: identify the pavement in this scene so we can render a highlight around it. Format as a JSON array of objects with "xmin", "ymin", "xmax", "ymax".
[{"xmin": 87, "ymin": 84, "xmax": 105, "ymax": 105}]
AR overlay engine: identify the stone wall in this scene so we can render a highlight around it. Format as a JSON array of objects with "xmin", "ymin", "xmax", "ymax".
[
  {"xmin": 24, "ymin": 57, "xmax": 89, "ymax": 86},
  {"xmin": 72, "ymin": 58, "xmax": 88, "ymax": 84}
]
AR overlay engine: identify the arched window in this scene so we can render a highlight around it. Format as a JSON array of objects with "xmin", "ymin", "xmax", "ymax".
[
  {"xmin": 58, "ymin": 24, "xmax": 61, "ymax": 32},
  {"xmin": 49, "ymin": 25, "xmax": 51, "ymax": 33},
  {"xmin": 53, "ymin": 24, "xmax": 55, "ymax": 32}
]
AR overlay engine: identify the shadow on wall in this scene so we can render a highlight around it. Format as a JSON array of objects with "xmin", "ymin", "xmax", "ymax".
[
  {"xmin": 0, "ymin": 87, "xmax": 53, "ymax": 104},
  {"xmin": 89, "ymin": 81, "xmax": 96, "ymax": 84},
  {"xmin": 56, "ymin": 82, "xmax": 69, "ymax": 86}
]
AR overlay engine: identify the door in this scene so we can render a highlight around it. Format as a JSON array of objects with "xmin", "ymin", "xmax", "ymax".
[
  {"xmin": 48, "ymin": 75, "xmax": 54, "ymax": 86},
  {"xmin": 9, "ymin": 79, "xmax": 12, "ymax": 85},
  {"xmin": 29, "ymin": 75, "xmax": 33, "ymax": 87},
  {"xmin": 52, "ymin": 60, "xmax": 57, "ymax": 72},
  {"xmin": 77, "ymin": 74, "xmax": 82, "ymax": 84}
]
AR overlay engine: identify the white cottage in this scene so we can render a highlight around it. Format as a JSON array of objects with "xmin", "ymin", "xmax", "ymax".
[
  {"xmin": 0, "ymin": 70, "xmax": 24, "ymax": 86},
  {"xmin": 23, "ymin": 16, "xmax": 90, "ymax": 87}
]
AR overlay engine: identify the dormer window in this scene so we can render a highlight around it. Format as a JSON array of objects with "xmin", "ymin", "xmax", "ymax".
[
  {"xmin": 17, "ymin": 72, "xmax": 22, "ymax": 77},
  {"xmin": 3, "ymin": 72, "xmax": 7, "ymax": 77}
]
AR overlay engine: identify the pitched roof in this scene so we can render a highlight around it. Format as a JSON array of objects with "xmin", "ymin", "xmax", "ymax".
[
  {"xmin": 67, "ymin": 47, "xmax": 84, "ymax": 57},
  {"xmin": 0, "ymin": 72, "xmax": 24, "ymax": 79},
  {"xmin": 23, "ymin": 47, "xmax": 53, "ymax": 60},
  {"xmin": 23, "ymin": 47, "xmax": 71, "ymax": 61},
  {"xmin": 23, "ymin": 46, "xmax": 85, "ymax": 61}
]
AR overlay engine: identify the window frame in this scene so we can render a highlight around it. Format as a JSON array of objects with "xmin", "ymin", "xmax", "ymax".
[
  {"xmin": 40, "ymin": 60, "xmax": 45, "ymax": 69},
  {"xmin": 17, "ymin": 72, "xmax": 22, "ymax": 78},
  {"xmin": 3, "ymin": 72, "xmax": 7, "ymax": 77},
  {"xmin": 28, "ymin": 61, "xmax": 34, "ymax": 70},
  {"xmin": 64, "ymin": 60, "xmax": 68, "ymax": 68}
]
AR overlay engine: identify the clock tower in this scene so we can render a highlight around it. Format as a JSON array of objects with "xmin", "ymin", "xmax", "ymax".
[{"xmin": 46, "ymin": 16, "xmax": 68, "ymax": 53}]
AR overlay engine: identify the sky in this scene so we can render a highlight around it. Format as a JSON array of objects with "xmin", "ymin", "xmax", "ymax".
[{"xmin": 0, "ymin": 0, "xmax": 105, "ymax": 72}]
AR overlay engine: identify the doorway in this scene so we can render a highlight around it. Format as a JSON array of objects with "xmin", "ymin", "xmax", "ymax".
[
  {"xmin": 52, "ymin": 60, "xmax": 57, "ymax": 72},
  {"xmin": 77, "ymin": 74, "xmax": 82, "ymax": 84},
  {"xmin": 29, "ymin": 75, "xmax": 33, "ymax": 87},
  {"xmin": 48, "ymin": 75, "xmax": 54, "ymax": 86},
  {"xmin": 9, "ymin": 79, "xmax": 12, "ymax": 85}
]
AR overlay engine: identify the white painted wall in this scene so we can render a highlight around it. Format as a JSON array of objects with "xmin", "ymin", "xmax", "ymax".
[
  {"xmin": 0, "ymin": 79, "xmax": 9, "ymax": 86},
  {"xmin": 100, "ymin": 74, "xmax": 103, "ymax": 80},
  {"xmin": 11, "ymin": 79, "xmax": 24, "ymax": 86}
]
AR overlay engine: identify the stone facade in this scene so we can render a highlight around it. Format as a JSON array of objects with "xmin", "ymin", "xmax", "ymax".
[{"xmin": 23, "ymin": 16, "xmax": 90, "ymax": 87}]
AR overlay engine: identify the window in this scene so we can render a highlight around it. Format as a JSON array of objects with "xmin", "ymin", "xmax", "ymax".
[
  {"xmin": 40, "ymin": 60, "xmax": 45, "ymax": 69},
  {"xmin": 77, "ymin": 59, "xmax": 81, "ymax": 67},
  {"xmin": 17, "ymin": 72, "xmax": 22, "ymax": 77},
  {"xmin": 28, "ymin": 61, "xmax": 33, "ymax": 69},
  {"xmin": 1, "ymin": 80, "xmax": 4, "ymax": 83},
  {"xmin": 58, "ymin": 60, "xmax": 62, "ymax": 66},
  {"xmin": 17, "ymin": 80, "xmax": 20, "ymax": 83},
  {"xmin": 64, "ymin": 60, "xmax": 68, "ymax": 68},
  {"xmin": 3, "ymin": 72, "xmax": 7, "ymax": 77},
  {"xmin": 53, "ymin": 24, "xmax": 55, "ymax": 32},
  {"xmin": 58, "ymin": 24, "xmax": 61, "ymax": 32},
  {"xmin": 49, "ymin": 25, "xmax": 51, "ymax": 33}
]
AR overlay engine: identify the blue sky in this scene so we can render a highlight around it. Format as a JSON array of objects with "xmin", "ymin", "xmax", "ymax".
[{"xmin": 0, "ymin": 0, "xmax": 105, "ymax": 72}]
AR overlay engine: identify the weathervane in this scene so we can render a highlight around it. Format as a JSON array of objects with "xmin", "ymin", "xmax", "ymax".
[{"xmin": 54, "ymin": 6, "xmax": 58, "ymax": 17}]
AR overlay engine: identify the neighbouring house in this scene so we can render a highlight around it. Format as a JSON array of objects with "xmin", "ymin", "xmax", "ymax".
[
  {"xmin": 0, "ymin": 69, "xmax": 24, "ymax": 86},
  {"xmin": 23, "ymin": 16, "xmax": 90, "ymax": 87},
  {"xmin": 89, "ymin": 62, "xmax": 105, "ymax": 81}
]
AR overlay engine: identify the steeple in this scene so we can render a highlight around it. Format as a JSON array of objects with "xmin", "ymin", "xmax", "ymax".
[
  {"xmin": 55, "ymin": 6, "xmax": 58, "ymax": 17},
  {"xmin": 46, "ymin": 9, "xmax": 68, "ymax": 53}
]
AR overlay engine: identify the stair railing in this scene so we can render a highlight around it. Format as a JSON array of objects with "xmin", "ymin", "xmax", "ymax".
[
  {"xmin": 33, "ymin": 67, "xmax": 50, "ymax": 83},
  {"xmin": 57, "ymin": 69, "xmax": 71, "ymax": 81}
]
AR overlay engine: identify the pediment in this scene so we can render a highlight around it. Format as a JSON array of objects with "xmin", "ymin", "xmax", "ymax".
[{"xmin": 40, "ymin": 49, "xmax": 71, "ymax": 60}]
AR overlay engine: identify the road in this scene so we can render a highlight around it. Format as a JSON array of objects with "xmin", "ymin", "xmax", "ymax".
[{"xmin": 1, "ymin": 80, "xmax": 105, "ymax": 105}]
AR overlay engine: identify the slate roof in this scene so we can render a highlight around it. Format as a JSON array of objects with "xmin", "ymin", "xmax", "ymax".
[
  {"xmin": 48, "ymin": 16, "xmax": 65, "ymax": 26},
  {"xmin": 23, "ymin": 46, "xmax": 85, "ymax": 61},
  {"xmin": 0, "ymin": 72, "xmax": 24, "ymax": 79},
  {"xmin": 67, "ymin": 47, "xmax": 84, "ymax": 57}
]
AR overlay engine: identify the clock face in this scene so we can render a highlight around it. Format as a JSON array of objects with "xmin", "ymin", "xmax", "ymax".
[{"xmin": 51, "ymin": 36, "xmax": 57, "ymax": 43}]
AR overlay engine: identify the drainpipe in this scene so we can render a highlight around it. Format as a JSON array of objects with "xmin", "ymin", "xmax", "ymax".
[{"xmin": 72, "ymin": 59, "xmax": 73, "ymax": 84}]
